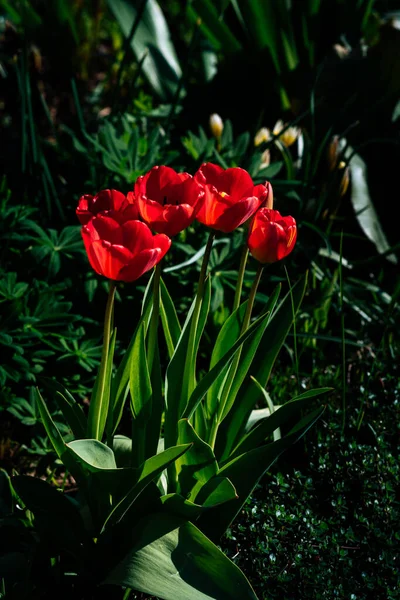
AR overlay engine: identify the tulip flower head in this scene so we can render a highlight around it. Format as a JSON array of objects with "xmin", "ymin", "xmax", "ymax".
[
  {"xmin": 194, "ymin": 163, "xmax": 271, "ymax": 232},
  {"xmin": 248, "ymin": 208, "xmax": 297, "ymax": 264},
  {"xmin": 76, "ymin": 189, "xmax": 139, "ymax": 225},
  {"xmin": 81, "ymin": 215, "xmax": 170, "ymax": 282},
  {"xmin": 135, "ymin": 166, "xmax": 204, "ymax": 237}
]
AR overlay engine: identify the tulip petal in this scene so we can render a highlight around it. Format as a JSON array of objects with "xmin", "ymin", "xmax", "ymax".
[
  {"xmin": 220, "ymin": 167, "xmax": 254, "ymax": 199},
  {"xmin": 92, "ymin": 215, "xmax": 123, "ymax": 245},
  {"xmin": 152, "ymin": 233, "xmax": 171, "ymax": 258},
  {"xmin": 138, "ymin": 197, "xmax": 164, "ymax": 226},
  {"xmin": 121, "ymin": 220, "xmax": 154, "ymax": 254},
  {"xmin": 118, "ymin": 248, "xmax": 161, "ymax": 282},
  {"xmin": 214, "ymin": 197, "xmax": 262, "ymax": 233}
]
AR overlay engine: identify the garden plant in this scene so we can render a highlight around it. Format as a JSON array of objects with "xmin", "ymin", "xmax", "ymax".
[{"xmin": 0, "ymin": 1, "xmax": 399, "ymax": 599}]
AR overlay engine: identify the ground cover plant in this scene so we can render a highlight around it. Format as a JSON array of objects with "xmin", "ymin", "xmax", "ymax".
[{"xmin": 0, "ymin": 1, "xmax": 399, "ymax": 599}]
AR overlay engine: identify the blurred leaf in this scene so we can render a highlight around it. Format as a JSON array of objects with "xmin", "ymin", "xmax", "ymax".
[
  {"xmin": 107, "ymin": 0, "xmax": 182, "ymax": 101},
  {"xmin": 347, "ymin": 148, "xmax": 397, "ymax": 264}
]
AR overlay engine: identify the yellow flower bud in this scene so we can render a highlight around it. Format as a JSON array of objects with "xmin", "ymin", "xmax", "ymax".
[
  {"xmin": 254, "ymin": 127, "xmax": 271, "ymax": 147},
  {"xmin": 273, "ymin": 119, "xmax": 300, "ymax": 148},
  {"xmin": 209, "ymin": 113, "xmax": 224, "ymax": 139}
]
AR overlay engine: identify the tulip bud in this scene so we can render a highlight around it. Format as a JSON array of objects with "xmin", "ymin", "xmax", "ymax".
[
  {"xmin": 273, "ymin": 119, "xmax": 300, "ymax": 148},
  {"xmin": 209, "ymin": 113, "xmax": 224, "ymax": 140},
  {"xmin": 254, "ymin": 127, "xmax": 271, "ymax": 147},
  {"xmin": 327, "ymin": 136, "xmax": 339, "ymax": 171},
  {"xmin": 338, "ymin": 161, "xmax": 350, "ymax": 197}
]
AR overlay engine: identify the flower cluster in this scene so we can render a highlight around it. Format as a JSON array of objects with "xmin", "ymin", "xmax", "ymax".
[{"xmin": 77, "ymin": 163, "xmax": 297, "ymax": 281}]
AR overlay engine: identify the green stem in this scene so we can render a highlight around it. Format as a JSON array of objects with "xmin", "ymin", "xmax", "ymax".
[
  {"xmin": 147, "ymin": 261, "xmax": 162, "ymax": 373},
  {"xmin": 88, "ymin": 282, "xmax": 116, "ymax": 440},
  {"xmin": 232, "ymin": 245, "xmax": 249, "ymax": 313},
  {"xmin": 209, "ymin": 263, "xmax": 264, "ymax": 449}
]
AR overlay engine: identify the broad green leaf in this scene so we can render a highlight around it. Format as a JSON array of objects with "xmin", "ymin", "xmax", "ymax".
[
  {"xmin": 160, "ymin": 277, "xmax": 181, "ymax": 359},
  {"xmin": 104, "ymin": 444, "xmax": 192, "ymax": 530},
  {"xmin": 219, "ymin": 284, "xmax": 281, "ymax": 421},
  {"xmin": 347, "ymin": 148, "xmax": 397, "ymax": 264},
  {"xmin": 194, "ymin": 476, "xmax": 237, "ymax": 508},
  {"xmin": 35, "ymin": 388, "xmax": 65, "ymax": 458},
  {"xmin": 66, "ymin": 439, "xmax": 117, "ymax": 471},
  {"xmin": 184, "ymin": 307, "xmax": 273, "ymax": 422},
  {"xmin": 198, "ymin": 407, "xmax": 324, "ymax": 541},
  {"xmin": 176, "ymin": 419, "xmax": 218, "ymax": 500},
  {"xmin": 105, "ymin": 513, "xmax": 258, "ymax": 600},
  {"xmin": 217, "ymin": 275, "xmax": 307, "ymax": 461},
  {"xmin": 107, "ymin": 0, "xmax": 182, "ymax": 101},
  {"xmin": 113, "ymin": 435, "xmax": 132, "ymax": 467},
  {"xmin": 164, "ymin": 277, "xmax": 211, "ymax": 450},
  {"xmin": 205, "ymin": 302, "xmax": 248, "ymax": 418},
  {"xmin": 231, "ymin": 387, "xmax": 332, "ymax": 458}
]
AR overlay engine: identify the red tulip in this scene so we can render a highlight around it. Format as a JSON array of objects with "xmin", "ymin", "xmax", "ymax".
[
  {"xmin": 76, "ymin": 189, "xmax": 139, "ymax": 225},
  {"xmin": 82, "ymin": 215, "xmax": 171, "ymax": 282},
  {"xmin": 134, "ymin": 166, "xmax": 204, "ymax": 237},
  {"xmin": 194, "ymin": 163, "xmax": 271, "ymax": 232},
  {"xmin": 248, "ymin": 208, "xmax": 297, "ymax": 264}
]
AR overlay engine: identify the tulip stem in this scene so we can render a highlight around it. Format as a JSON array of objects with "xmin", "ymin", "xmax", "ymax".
[
  {"xmin": 232, "ymin": 245, "xmax": 249, "ymax": 313},
  {"xmin": 88, "ymin": 282, "xmax": 116, "ymax": 441},
  {"xmin": 147, "ymin": 261, "xmax": 162, "ymax": 374},
  {"xmin": 209, "ymin": 263, "xmax": 264, "ymax": 450}
]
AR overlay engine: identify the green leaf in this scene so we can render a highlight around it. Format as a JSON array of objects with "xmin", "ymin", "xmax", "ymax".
[
  {"xmin": 194, "ymin": 476, "xmax": 237, "ymax": 508},
  {"xmin": 110, "ymin": 295, "xmax": 152, "ymax": 435},
  {"xmin": 189, "ymin": 0, "xmax": 242, "ymax": 54},
  {"xmin": 104, "ymin": 444, "xmax": 192, "ymax": 530},
  {"xmin": 164, "ymin": 277, "xmax": 211, "ymax": 448},
  {"xmin": 231, "ymin": 387, "xmax": 332, "ymax": 458},
  {"xmin": 184, "ymin": 307, "xmax": 273, "ymax": 422},
  {"xmin": 35, "ymin": 388, "xmax": 65, "ymax": 458},
  {"xmin": 66, "ymin": 439, "xmax": 117, "ymax": 471},
  {"xmin": 217, "ymin": 275, "xmax": 308, "ymax": 461},
  {"xmin": 160, "ymin": 277, "xmax": 181, "ymax": 359},
  {"xmin": 130, "ymin": 320, "xmax": 153, "ymax": 465},
  {"xmin": 176, "ymin": 419, "xmax": 218, "ymax": 500},
  {"xmin": 219, "ymin": 284, "xmax": 281, "ymax": 422},
  {"xmin": 130, "ymin": 321, "xmax": 152, "ymax": 421},
  {"xmin": 105, "ymin": 513, "xmax": 258, "ymax": 600},
  {"xmin": 198, "ymin": 407, "xmax": 324, "ymax": 541},
  {"xmin": 107, "ymin": 0, "xmax": 182, "ymax": 101},
  {"xmin": 205, "ymin": 301, "xmax": 248, "ymax": 418},
  {"xmin": 236, "ymin": 0, "xmax": 280, "ymax": 71}
]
